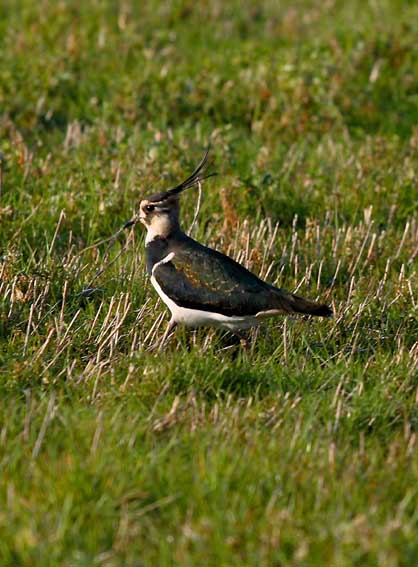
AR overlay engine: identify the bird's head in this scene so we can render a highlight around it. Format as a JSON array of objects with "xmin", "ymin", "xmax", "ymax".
[
  {"xmin": 138, "ymin": 147, "xmax": 215, "ymax": 242},
  {"xmin": 138, "ymin": 194, "xmax": 181, "ymax": 242}
]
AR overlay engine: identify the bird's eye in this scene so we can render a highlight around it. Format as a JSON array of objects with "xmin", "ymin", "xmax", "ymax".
[{"xmin": 145, "ymin": 205, "xmax": 155, "ymax": 213}]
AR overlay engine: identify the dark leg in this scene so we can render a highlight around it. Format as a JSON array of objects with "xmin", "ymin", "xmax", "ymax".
[
  {"xmin": 217, "ymin": 329, "xmax": 253, "ymax": 353},
  {"xmin": 233, "ymin": 329, "xmax": 252, "ymax": 351}
]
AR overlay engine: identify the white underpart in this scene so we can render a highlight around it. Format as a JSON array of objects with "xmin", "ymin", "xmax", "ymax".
[{"xmin": 150, "ymin": 252, "xmax": 261, "ymax": 330}]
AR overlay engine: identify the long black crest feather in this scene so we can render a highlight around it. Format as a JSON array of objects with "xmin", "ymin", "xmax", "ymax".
[{"xmin": 147, "ymin": 146, "xmax": 216, "ymax": 203}]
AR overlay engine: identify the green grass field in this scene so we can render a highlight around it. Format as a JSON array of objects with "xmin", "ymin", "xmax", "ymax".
[{"xmin": 1, "ymin": 1, "xmax": 418, "ymax": 565}]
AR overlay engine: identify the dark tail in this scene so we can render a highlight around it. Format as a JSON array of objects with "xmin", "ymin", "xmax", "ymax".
[{"xmin": 289, "ymin": 293, "xmax": 333, "ymax": 317}]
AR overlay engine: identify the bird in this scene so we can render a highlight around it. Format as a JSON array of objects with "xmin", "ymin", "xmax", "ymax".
[{"xmin": 137, "ymin": 148, "xmax": 332, "ymax": 348}]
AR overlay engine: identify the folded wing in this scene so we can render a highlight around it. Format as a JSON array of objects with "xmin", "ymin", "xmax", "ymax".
[{"xmin": 152, "ymin": 242, "xmax": 315, "ymax": 317}]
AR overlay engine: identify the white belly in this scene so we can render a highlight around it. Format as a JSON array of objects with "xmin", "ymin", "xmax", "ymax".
[{"xmin": 150, "ymin": 275, "xmax": 259, "ymax": 330}]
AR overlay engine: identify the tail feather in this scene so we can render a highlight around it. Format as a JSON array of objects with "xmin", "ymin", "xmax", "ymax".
[{"xmin": 289, "ymin": 293, "xmax": 332, "ymax": 317}]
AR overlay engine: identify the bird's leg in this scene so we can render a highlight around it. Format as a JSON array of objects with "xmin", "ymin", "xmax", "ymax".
[
  {"xmin": 234, "ymin": 330, "xmax": 252, "ymax": 351},
  {"xmin": 249, "ymin": 326, "xmax": 260, "ymax": 354},
  {"xmin": 154, "ymin": 318, "xmax": 177, "ymax": 352},
  {"xmin": 217, "ymin": 329, "xmax": 252, "ymax": 353}
]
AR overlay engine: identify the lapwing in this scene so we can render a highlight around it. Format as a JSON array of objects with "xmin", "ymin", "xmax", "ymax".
[{"xmin": 138, "ymin": 149, "xmax": 332, "ymax": 347}]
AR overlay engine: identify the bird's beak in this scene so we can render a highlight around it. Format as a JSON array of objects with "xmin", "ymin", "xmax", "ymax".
[{"xmin": 122, "ymin": 216, "xmax": 145, "ymax": 230}]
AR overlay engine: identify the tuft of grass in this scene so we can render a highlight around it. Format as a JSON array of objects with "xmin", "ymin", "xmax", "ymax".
[{"xmin": 1, "ymin": 1, "xmax": 418, "ymax": 565}]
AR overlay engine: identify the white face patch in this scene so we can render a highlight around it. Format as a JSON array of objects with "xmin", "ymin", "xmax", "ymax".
[
  {"xmin": 139, "ymin": 198, "xmax": 180, "ymax": 243},
  {"xmin": 145, "ymin": 214, "xmax": 174, "ymax": 243}
]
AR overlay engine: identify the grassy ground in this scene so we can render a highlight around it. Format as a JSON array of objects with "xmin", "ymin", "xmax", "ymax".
[{"xmin": 1, "ymin": 1, "xmax": 418, "ymax": 565}]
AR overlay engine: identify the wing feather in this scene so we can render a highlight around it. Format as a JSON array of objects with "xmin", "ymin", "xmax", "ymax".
[{"xmin": 152, "ymin": 243, "xmax": 287, "ymax": 317}]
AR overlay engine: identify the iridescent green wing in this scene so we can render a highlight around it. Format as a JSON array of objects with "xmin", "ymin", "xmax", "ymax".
[{"xmin": 153, "ymin": 243, "xmax": 280, "ymax": 316}]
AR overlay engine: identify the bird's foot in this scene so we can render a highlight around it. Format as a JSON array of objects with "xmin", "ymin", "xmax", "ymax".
[
  {"xmin": 217, "ymin": 329, "xmax": 253, "ymax": 354},
  {"xmin": 239, "ymin": 337, "xmax": 251, "ymax": 351}
]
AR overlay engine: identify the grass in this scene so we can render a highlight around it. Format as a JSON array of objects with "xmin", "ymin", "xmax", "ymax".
[{"xmin": 1, "ymin": 0, "xmax": 418, "ymax": 565}]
